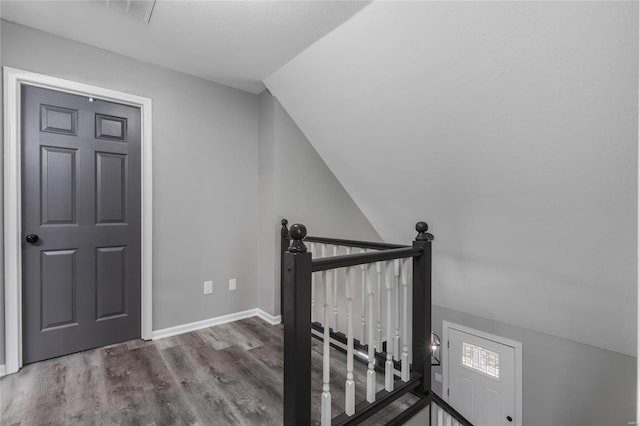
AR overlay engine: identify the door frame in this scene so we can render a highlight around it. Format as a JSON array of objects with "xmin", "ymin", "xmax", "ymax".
[
  {"xmin": 442, "ymin": 321, "xmax": 523, "ymax": 426},
  {"xmin": 3, "ymin": 67, "xmax": 153, "ymax": 375}
]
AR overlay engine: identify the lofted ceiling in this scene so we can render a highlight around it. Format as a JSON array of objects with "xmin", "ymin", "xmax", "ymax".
[
  {"xmin": 0, "ymin": 0, "xmax": 369, "ymax": 94},
  {"xmin": 266, "ymin": 1, "xmax": 638, "ymax": 356}
]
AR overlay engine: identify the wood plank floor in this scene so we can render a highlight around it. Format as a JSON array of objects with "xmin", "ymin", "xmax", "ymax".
[{"xmin": 1, "ymin": 317, "xmax": 418, "ymax": 425}]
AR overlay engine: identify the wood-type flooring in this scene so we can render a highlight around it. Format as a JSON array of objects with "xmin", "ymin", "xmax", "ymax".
[{"xmin": 0, "ymin": 317, "xmax": 418, "ymax": 425}]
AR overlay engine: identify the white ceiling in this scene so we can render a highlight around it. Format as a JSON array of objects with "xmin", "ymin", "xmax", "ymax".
[
  {"xmin": 0, "ymin": 0, "xmax": 369, "ymax": 94},
  {"xmin": 266, "ymin": 1, "xmax": 638, "ymax": 356}
]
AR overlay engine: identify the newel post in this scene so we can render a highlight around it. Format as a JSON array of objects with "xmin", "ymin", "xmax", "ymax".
[
  {"xmin": 283, "ymin": 223, "xmax": 312, "ymax": 426},
  {"xmin": 412, "ymin": 221, "xmax": 434, "ymax": 396},
  {"xmin": 280, "ymin": 219, "xmax": 290, "ymax": 319}
]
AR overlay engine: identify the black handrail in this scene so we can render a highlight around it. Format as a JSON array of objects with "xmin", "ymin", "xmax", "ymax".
[
  {"xmin": 280, "ymin": 219, "xmax": 408, "ymax": 250},
  {"xmin": 431, "ymin": 392, "xmax": 474, "ymax": 426},
  {"xmin": 311, "ymin": 246, "xmax": 422, "ymax": 272},
  {"xmin": 304, "ymin": 235, "xmax": 408, "ymax": 250}
]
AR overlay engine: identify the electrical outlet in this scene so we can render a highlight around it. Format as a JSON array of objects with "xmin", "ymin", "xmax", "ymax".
[
  {"xmin": 203, "ymin": 280, "xmax": 213, "ymax": 295},
  {"xmin": 229, "ymin": 278, "xmax": 237, "ymax": 291}
]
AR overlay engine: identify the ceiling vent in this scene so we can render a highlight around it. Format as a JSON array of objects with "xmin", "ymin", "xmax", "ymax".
[{"xmin": 98, "ymin": 0, "xmax": 157, "ymax": 23}]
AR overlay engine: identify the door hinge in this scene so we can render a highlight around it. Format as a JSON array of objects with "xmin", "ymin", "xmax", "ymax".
[
  {"xmin": 447, "ymin": 388, "xmax": 449, "ymax": 396},
  {"xmin": 447, "ymin": 340, "xmax": 450, "ymax": 348}
]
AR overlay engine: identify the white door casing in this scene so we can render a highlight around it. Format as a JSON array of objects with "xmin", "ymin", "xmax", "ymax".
[
  {"xmin": 3, "ymin": 67, "xmax": 153, "ymax": 375},
  {"xmin": 443, "ymin": 321, "xmax": 522, "ymax": 426}
]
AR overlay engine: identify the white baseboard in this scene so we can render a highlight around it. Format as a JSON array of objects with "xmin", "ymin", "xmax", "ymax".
[
  {"xmin": 152, "ymin": 308, "xmax": 281, "ymax": 340},
  {"xmin": 0, "ymin": 364, "xmax": 6, "ymax": 377},
  {"xmin": 152, "ymin": 309, "xmax": 258, "ymax": 340},
  {"xmin": 256, "ymin": 309, "xmax": 282, "ymax": 325}
]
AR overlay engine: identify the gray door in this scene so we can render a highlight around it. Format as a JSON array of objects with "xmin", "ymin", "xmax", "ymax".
[{"xmin": 22, "ymin": 85, "xmax": 141, "ymax": 364}]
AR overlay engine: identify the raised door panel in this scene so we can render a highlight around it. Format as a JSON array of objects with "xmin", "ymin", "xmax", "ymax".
[
  {"xmin": 96, "ymin": 246, "xmax": 127, "ymax": 320},
  {"xmin": 40, "ymin": 105, "xmax": 77, "ymax": 135},
  {"xmin": 96, "ymin": 152, "xmax": 127, "ymax": 224},
  {"xmin": 482, "ymin": 387, "xmax": 500, "ymax": 426},
  {"xmin": 40, "ymin": 146, "xmax": 77, "ymax": 225},
  {"xmin": 457, "ymin": 375, "xmax": 474, "ymax": 420},
  {"xmin": 95, "ymin": 114, "xmax": 127, "ymax": 141},
  {"xmin": 40, "ymin": 249, "xmax": 77, "ymax": 330}
]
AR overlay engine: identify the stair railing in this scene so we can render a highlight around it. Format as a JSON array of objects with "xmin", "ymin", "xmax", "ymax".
[
  {"xmin": 430, "ymin": 392, "xmax": 474, "ymax": 426},
  {"xmin": 385, "ymin": 392, "xmax": 474, "ymax": 426},
  {"xmin": 281, "ymin": 220, "xmax": 435, "ymax": 425}
]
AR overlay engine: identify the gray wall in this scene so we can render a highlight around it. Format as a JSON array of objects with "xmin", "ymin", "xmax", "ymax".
[
  {"xmin": 257, "ymin": 91, "xmax": 279, "ymax": 317},
  {"xmin": 0, "ymin": 20, "xmax": 260, "ymax": 364},
  {"xmin": 273, "ymin": 97, "xmax": 382, "ymax": 241},
  {"xmin": 257, "ymin": 91, "xmax": 381, "ymax": 316},
  {"xmin": 426, "ymin": 305, "xmax": 637, "ymax": 426}
]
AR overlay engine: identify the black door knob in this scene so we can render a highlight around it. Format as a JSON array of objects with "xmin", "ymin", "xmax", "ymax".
[
  {"xmin": 25, "ymin": 234, "xmax": 39, "ymax": 244},
  {"xmin": 507, "ymin": 416, "xmax": 513, "ymax": 422}
]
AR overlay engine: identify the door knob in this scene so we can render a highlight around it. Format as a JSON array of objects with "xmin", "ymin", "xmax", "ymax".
[
  {"xmin": 507, "ymin": 416, "xmax": 513, "ymax": 422},
  {"xmin": 25, "ymin": 234, "xmax": 39, "ymax": 244}
]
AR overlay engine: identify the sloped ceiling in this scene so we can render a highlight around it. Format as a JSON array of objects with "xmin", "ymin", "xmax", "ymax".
[
  {"xmin": 266, "ymin": 1, "xmax": 638, "ymax": 356},
  {"xmin": 0, "ymin": 0, "xmax": 369, "ymax": 93}
]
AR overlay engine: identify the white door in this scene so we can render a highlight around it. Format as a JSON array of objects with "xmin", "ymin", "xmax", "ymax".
[{"xmin": 447, "ymin": 327, "xmax": 516, "ymax": 426}]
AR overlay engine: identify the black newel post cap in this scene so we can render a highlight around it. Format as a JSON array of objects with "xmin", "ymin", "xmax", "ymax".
[
  {"xmin": 281, "ymin": 218, "xmax": 289, "ymax": 237},
  {"xmin": 288, "ymin": 223, "xmax": 308, "ymax": 253},
  {"xmin": 415, "ymin": 221, "xmax": 434, "ymax": 242}
]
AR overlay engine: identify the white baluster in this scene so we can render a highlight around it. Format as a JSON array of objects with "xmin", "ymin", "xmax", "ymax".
[
  {"xmin": 366, "ymin": 263, "xmax": 376, "ymax": 403},
  {"xmin": 431, "ymin": 403, "xmax": 434, "ymax": 424},
  {"xmin": 345, "ymin": 249, "xmax": 355, "ymax": 416},
  {"xmin": 321, "ymin": 268, "xmax": 332, "ymax": 426},
  {"xmin": 430, "ymin": 403, "xmax": 434, "ymax": 425},
  {"xmin": 376, "ymin": 261, "xmax": 383, "ymax": 350},
  {"xmin": 401, "ymin": 259, "xmax": 410, "ymax": 382},
  {"xmin": 321, "ymin": 244, "xmax": 327, "ymax": 326},
  {"xmin": 360, "ymin": 249, "xmax": 367, "ymax": 344},
  {"xmin": 333, "ymin": 245, "xmax": 339, "ymax": 330},
  {"xmin": 431, "ymin": 403, "xmax": 435, "ymax": 425},
  {"xmin": 393, "ymin": 259, "xmax": 401, "ymax": 359},
  {"xmin": 384, "ymin": 261, "xmax": 394, "ymax": 391},
  {"xmin": 310, "ymin": 243, "xmax": 315, "ymax": 323},
  {"xmin": 431, "ymin": 403, "xmax": 436, "ymax": 425}
]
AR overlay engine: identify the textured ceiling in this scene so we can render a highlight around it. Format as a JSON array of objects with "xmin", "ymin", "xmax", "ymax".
[
  {"xmin": 0, "ymin": 0, "xmax": 369, "ymax": 93},
  {"xmin": 266, "ymin": 1, "xmax": 638, "ymax": 356}
]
